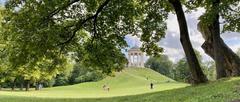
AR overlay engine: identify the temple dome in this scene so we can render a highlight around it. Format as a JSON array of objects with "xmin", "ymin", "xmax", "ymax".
[{"xmin": 128, "ymin": 45, "xmax": 141, "ymax": 51}]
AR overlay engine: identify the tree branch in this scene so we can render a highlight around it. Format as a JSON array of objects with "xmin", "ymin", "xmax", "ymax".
[
  {"xmin": 46, "ymin": 0, "xmax": 81, "ymax": 20},
  {"xmin": 227, "ymin": 6, "xmax": 239, "ymax": 13},
  {"xmin": 57, "ymin": 0, "xmax": 111, "ymax": 46}
]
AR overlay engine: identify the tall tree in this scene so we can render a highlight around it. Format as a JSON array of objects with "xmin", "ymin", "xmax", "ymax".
[
  {"xmin": 168, "ymin": 0, "xmax": 207, "ymax": 84},
  {"xmin": 211, "ymin": 0, "xmax": 226, "ymax": 79},
  {"xmin": 2, "ymin": 0, "xmax": 208, "ymax": 84},
  {"xmin": 1, "ymin": 0, "xmax": 168, "ymax": 74},
  {"xmin": 188, "ymin": 0, "xmax": 240, "ymax": 78},
  {"xmin": 0, "ymin": 43, "xmax": 5, "ymax": 90}
]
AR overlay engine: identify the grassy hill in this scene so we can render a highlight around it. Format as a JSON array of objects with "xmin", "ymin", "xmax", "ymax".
[
  {"xmin": 1, "ymin": 78, "xmax": 240, "ymax": 102},
  {"xmin": 1, "ymin": 68, "xmax": 240, "ymax": 102},
  {"xmin": 0, "ymin": 68, "xmax": 188, "ymax": 99}
]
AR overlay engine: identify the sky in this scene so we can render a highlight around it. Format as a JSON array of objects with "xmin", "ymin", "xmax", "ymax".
[
  {"xmin": 1, "ymin": 0, "xmax": 239, "ymax": 63},
  {"xmin": 0, "ymin": 0, "xmax": 5, "ymax": 5},
  {"xmin": 125, "ymin": 8, "xmax": 240, "ymax": 63}
]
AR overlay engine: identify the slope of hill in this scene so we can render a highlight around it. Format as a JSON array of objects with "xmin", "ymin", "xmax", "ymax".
[
  {"xmin": 0, "ymin": 68, "xmax": 188, "ymax": 98},
  {"xmin": 1, "ymin": 76, "xmax": 240, "ymax": 102}
]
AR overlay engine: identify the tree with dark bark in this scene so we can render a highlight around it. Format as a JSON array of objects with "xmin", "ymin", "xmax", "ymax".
[
  {"xmin": 168, "ymin": 0, "xmax": 208, "ymax": 84},
  {"xmin": 188, "ymin": 0, "xmax": 240, "ymax": 78},
  {"xmin": 210, "ymin": 0, "xmax": 227, "ymax": 79},
  {"xmin": 1, "ymin": 0, "xmax": 208, "ymax": 84}
]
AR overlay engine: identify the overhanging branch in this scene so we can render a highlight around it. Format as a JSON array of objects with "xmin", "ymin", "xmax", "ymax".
[
  {"xmin": 57, "ymin": 0, "xmax": 111, "ymax": 46},
  {"xmin": 227, "ymin": 6, "xmax": 239, "ymax": 13},
  {"xmin": 46, "ymin": 0, "xmax": 81, "ymax": 20}
]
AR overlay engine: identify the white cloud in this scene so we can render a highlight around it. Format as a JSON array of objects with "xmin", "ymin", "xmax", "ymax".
[
  {"xmin": 160, "ymin": 8, "xmax": 212, "ymax": 62},
  {"xmin": 162, "ymin": 47, "xmax": 184, "ymax": 62},
  {"xmin": 166, "ymin": 14, "xmax": 179, "ymax": 33},
  {"xmin": 125, "ymin": 8, "xmax": 240, "ymax": 63},
  {"xmin": 125, "ymin": 35, "xmax": 142, "ymax": 48}
]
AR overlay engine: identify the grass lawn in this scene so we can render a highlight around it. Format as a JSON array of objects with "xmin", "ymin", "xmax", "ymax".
[
  {"xmin": 0, "ymin": 68, "xmax": 188, "ymax": 98},
  {"xmin": 1, "ymin": 68, "xmax": 240, "ymax": 102}
]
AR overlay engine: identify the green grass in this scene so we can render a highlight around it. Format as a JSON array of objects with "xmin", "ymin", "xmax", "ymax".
[
  {"xmin": 0, "ymin": 68, "xmax": 187, "ymax": 98},
  {"xmin": 1, "ymin": 68, "xmax": 240, "ymax": 102}
]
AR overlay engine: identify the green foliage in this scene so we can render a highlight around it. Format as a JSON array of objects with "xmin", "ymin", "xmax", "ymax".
[
  {"xmin": 54, "ymin": 74, "xmax": 69, "ymax": 86},
  {"xmin": 185, "ymin": 0, "xmax": 240, "ymax": 32},
  {"xmin": 171, "ymin": 50, "xmax": 204, "ymax": 83},
  {"xmin": 69, "ymin": 63, "xmax": 105, "ymax": 84},
  {"xmin": 172, "ymin": 58, "xmax": 191, "ymax": 82},
  {"xmin": 0, "ymin": 7, "xmax": 7, "ymax": 85},
  {"xmin": 202, "ymin": 61, "xmax": 216, "ymax": 81},
  {"xmin": 1, "ymin": 0, "xmax": 171, "ymax": 75},
  {"xmin": 145, "ymin": 55, "xmax": 173, "ymax": 77},
  {"xmin": 0, "ymin": 56, "xmax": 70, "ymax": 89}
]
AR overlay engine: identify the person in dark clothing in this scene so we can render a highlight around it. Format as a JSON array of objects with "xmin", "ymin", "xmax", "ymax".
[{"xmin": 150, "ymin": 83, "xmax": 153, "ymax": 89}]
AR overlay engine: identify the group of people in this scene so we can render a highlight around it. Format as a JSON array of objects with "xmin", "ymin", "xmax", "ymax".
[{"xmin": 102, "ymin": 84, "xmax": 110, "ymax": 91}]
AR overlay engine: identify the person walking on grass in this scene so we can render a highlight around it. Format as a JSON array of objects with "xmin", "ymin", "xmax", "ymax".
[
  {"xmin": 150, "ymin": 82, "xmax": 154, "ymax": 89},
  {"xmin": 103, "ymin": 84, "xmax": 110, "ymax": 91}
]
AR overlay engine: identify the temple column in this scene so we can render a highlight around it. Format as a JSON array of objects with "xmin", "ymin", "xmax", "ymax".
[
  {"xmin": 138, "ymin": 53, "xmax": 140, "ymax": 67},
  {"xmin": 133, "ymin": 54, "xmax": 135, "ymax": 66},
  {"xmin": 139, "ymin": 53, "xmax": 142, "ymax": 67},
  {"xmin": 128, "ymin": 54, "xmax": 130, "ymax": 67},
  {"xmin": 141, "ymin": 53, "xmax": 143, "ymax": 67},
  {"xmin": 136, "ymin": 54, "xmax": 138, "ymax": 67},
  {"xmin": 137, "ymin": 53, "xmax": 140, "ymax": 67},
  {"xmin": 132, "ymin": 53, "xmax": 135, "ymax": 66},
  {"xmin": 131, "ymin": 53, "xmax": 133, "ymax": 66}
]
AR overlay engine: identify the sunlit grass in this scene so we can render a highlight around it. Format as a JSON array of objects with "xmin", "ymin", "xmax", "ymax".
[
  {"xmin": 1, "ymin": 77, "xmax": 240, "ymax": 102},
  {"xmin": 0, "ymin": 68, "xmax": 188, "ymax": 99}
]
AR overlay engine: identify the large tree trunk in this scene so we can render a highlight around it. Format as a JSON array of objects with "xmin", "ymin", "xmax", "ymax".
[
  {"xmin": 211, "ymin": 0, "xmax": 227, "ymax": 79},
  {"xmin": 20, "ymin": 82, "xmax": 24, "ymax": 91},
  {"xmin": 35, "ymin": 82, "xmax": 39, "ymax": 91},
  {"xmin": 168, "ymin": 0, "xmax": 208, "ymax": 84},
  {"xmin": 11, "ymin": 84, "xmax": 15, "ymax": 91},
  {"xmin": 202, "ymin": 38, "xmax": 240, "ymax": 76},
  {"xmin": 11, "ymin": 80, "xmax": 16, "ymax": 91},
  {"xmin": 25, "ymin": 80, "xmax": 30, "ymax": 91},
  {"xmin": 198, "ymin": 0, "xmax": 240, "ymax": 78}
]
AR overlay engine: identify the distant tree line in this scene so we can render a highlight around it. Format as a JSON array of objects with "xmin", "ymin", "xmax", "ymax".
[
  {"xmin": 54, "ymin": 63, "xmax": 105, "ymax": 86},
  {"xmin": 145, "ymin": 50, "xmax": 217, "ymax": 83},
  {"xmin": 0, "ymin": 61, "xmax": 106, "ymax": 90}
]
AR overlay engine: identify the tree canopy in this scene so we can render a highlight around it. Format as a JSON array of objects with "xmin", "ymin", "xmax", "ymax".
[
  {"xmin": 0, "ymin": 0, "xmax": 239, "ymax": 87},
  {"xmin": 1, "ymin": 0, "xmax": 170, "ymax": 74}
]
